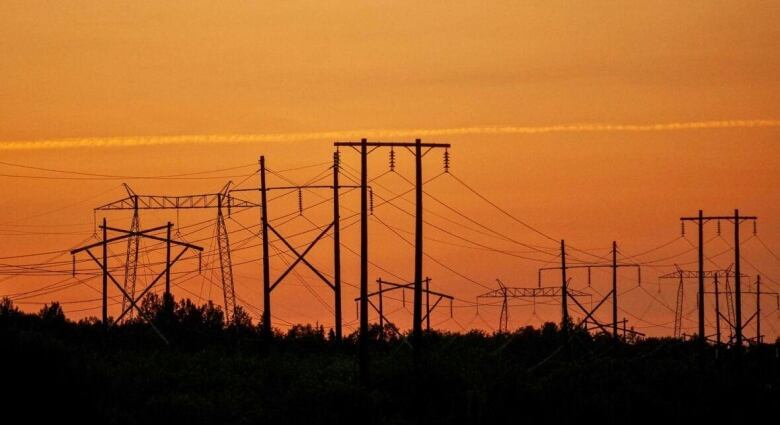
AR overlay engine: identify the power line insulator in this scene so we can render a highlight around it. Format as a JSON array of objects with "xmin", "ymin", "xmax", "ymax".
[
  {"xmin": 753, "ymin": 221, "xmax": 757, "ymax": 235},
  {"xmin": 369, "ymin": 188, "xmax": 374, "ymax": 215},
  {"xmin": 443, "ymin": 149, "xmax": 450, "ymax": 173},
  {"xmin": 298, "ymin": 189, "xmax": 303, "ymax": 215},
  {"xmin": 333, "ymin": 150, "xmax": 340, "ymax": 169},
  {"xmin": 717, "ymin": 219, "xmax": 721, "ymax": 235},
  {"xmin": 681, "ymin": 221, "xmax": 685, "ymax": 237},
  {"xmin": 389, "ymin": 148, "xmax": 396, "ymax": 172}
]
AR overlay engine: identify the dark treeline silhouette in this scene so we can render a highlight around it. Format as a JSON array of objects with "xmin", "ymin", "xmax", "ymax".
[{"xmin": 1, "ymin": 295, "xmax": 777, "ymax": 424}]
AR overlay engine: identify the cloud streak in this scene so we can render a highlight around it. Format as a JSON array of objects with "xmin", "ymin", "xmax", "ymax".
[{"xmin": 1, "ymin": 119, "xmax": 779, "ymax": 150}]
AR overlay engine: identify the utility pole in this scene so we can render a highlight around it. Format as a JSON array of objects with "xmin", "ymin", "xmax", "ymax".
[
  {"xmin": 425, "ymin": 277, "xmax": 431, "ymax": 332},
  {"xmin": 714, "ymin": 273, "xmax": 721, "ymax": 346},
  {"xmin": 333, "ymin": 138, "xmax": 451, "ymax": 383},
  {"xmin": 360, "ymin": 139, "xmax": 368, "ymax": 385},
  {"xmin": 756, "ymin": 275, "xmax": 761, "ymax": 344},
  {"xmin": 230, "ymin": 158, "xmax": 363, "ymax": 339},
  {"xmin": 378, "ymin": 279, "xmax": 384, "ymax": 329},
  {"xmin": 612, "ymin": 241, "xmax": 618, "ymax": 340},
  {"xmin": 102, "ymin": 217, "xmax": 108, "ymax": 326},
  {"xmin": 358, "ymin": 278, "xmax": 454, "ymax": 336},
  {"xmin": 697, "ymin": 210, "xmax": 704, "ymax": 344},
  {"xmin": 333, "ymin": 151, "xmax": 343, "ymax": 341},
  {"xmin": 165, "ymin": 222, "xmax": 172, "ymax": 298},
  {"xmin": 260, "ymin": 156, "xmax": 271, "ymax": 336},
  {"xmin": 561, "ymin": 240, "xmax": 568, "ymax": 332},
  {"xmin": 660, "ymin": 267, "xmax": 742, "ymax": 340},
  {"xmin": 71, "ymin": 222, "xmax": 202, "ymax": 343},
  {"xmin": 702, "ymin": 279, "xmax": 776, "ymax": 346},
  {"xmin": 681, "ymin": 210, "xmax": 757, "ymax": 346},
  {"xmin": 539, "ymin": 243, "xmax": 640, "ymax": 339},
  {"xmin": 734, "ymin": 209, "xmax": 744, "ymax": 347}
]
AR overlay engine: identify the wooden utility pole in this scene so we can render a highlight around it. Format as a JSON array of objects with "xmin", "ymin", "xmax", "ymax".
[
  {"xmin": 165, "ymin": 222, "xmax": 172, "ymax": 297},
  {"xmin": 681, "ymin": 210, "xmax": 756, "ymax": 347},
  {"xmin": 414, "ymin": 139, "xmax": 424, "ymax": 345},
  {"xmin": 734, "ymin": 209, "xmax": 743, "ymax": 347},
  {"xmin": 333, "ymin": 138, "xmax": 451, "ymax": 384},
  {"xmin": 755, "ymin": 275, "xmax": 761, "ymax": 344},
  {"xmin": 561, "ymin": 240, "xmax": 568, "ymax": 331},
  {"xmin": 260, "ymin": 156, "xmax": 271, "ymax": 336},
  {"xmin": 102, "ymin": 217, "xmax": 108, "ymax": 326},
  {"xmin": 538, "ymin": 244, "xmax": 640, "ymax": 339},
  {"xmin": 612, "ymin": 241, "xmax": 618, "ymax": 340},
  {"xmin": 360, "ymin": 138, "xmax": 369, "ymax": 384},
  {"xmin": 714, "ymin": 273, "xmax": 721, "ymax": 345},
  {"xmin": 333, "ymin": 151, "xmax": 343, "ymax": 341},
  {"xmin": 71, "ymin": 222, "xmax": 202, "ymax": 343}
]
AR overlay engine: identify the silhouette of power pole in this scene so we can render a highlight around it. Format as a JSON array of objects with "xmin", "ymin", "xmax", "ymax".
[
  {"xmin": 681, "ymin": 209, "xmax": 757, "ymax": 347},
  {"xmin": 334, "ymin": 138, "xmax": 450, "ymax": 384},
  {"xmin": 95, "ymin": 182, "xmax": 259, "ymax": 325},
  {"xmin": 659, "ymin": 266, "xmax": 746, "ymax": 341},
  {"xmin": 701, "ymin": 274, "xmax": 779, "ymax": 345},
  {"xmin": 476, "ymin": 279, "xmax": 590, "ymax": 333},
  {"xmin": 230, "ymin": 154, "xmax": 363, "ymax": 339},
  {"xmin": 70, "ymin": 218, "xmax": 203, "ymax": 342},
  {"xmin": 356, "ymin": 277, "xmax": 454, "ymax": 335},
  {"xmin": 538, "ymin": 241, "xmax": 640, "ymax": 339}
]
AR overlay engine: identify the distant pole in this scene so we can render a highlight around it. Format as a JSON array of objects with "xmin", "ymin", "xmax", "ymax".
[
  {"xmin": 165, "ymin": 222, "xmax": 172, "ymax": 297},
  {"xmin": 359, "ymin": 138, "xmax": 369, "ymax": 385},
  {"xmin": 378, "ymin": 279, "xmax": 384, "ymax": 329},
  {"xmin": 260, "ymin": 156, "xmax": 271, "ymax": 336},
  {"xmin": 714, "ymin": 273, "xmax": 721, "ymax": 346},
  {"xmin": 501, "ymin": 288, "xmax": 508, "ymax": 333},
  {"xmin": 756, "ymin": 275, "xmax": 761, "ymax": 344},
  {"xmin": 102, "ymin": 217, "xmax": 108, "ymax": 326},
  {"xmin": 697, "ymin": 210, "xmax": 705, "ymax": 345},
  {"xmin": 333, "ymin": 151, "xmax": 343, "ymax": 341},
  {"xmin": 425, "ymin": 277, "xmax": 431, "ymax": 332},
  {"xmin": 612, "ymin": 241, "xmax": 618, "ymax": 340},
  {"xmin": 561, "ymin": 240, "xmax": 569, "ymax": 331},
  {"xmin": 734, "ymin": 209, "xmax": 743, "ymax": 347},
  {"xmin": 413, "ymin": 138, "xmax": 424, "ymax": 348}
]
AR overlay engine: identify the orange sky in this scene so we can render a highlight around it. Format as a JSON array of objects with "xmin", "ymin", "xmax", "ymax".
[{"xmin": 1, "ymin": 2, "xmax": 779, "ymax": 340}]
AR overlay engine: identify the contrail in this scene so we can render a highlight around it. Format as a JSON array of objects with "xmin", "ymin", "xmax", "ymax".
[{"xmin": 1, "ymin": 119, "xmax": 778, "ymax": 150}]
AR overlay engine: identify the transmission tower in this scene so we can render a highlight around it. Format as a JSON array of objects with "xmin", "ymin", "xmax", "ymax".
[
  {"xmin": 701, "ymin": 274, "xmax": 779, "ymax": 345},
  {"xmin": 121, "ymin": 184, "xmax": 140, "ymax": 322},
  {"xmin": 659, "ymin": 265, "xmax": 746, "ymax": 340},
  {"xmin": 94, "ymin": 182, "xmax": 259, "ymax": 324},
  {"xmin": 477, "ymin": 279, "xmax": 591, "ymax": 333}
]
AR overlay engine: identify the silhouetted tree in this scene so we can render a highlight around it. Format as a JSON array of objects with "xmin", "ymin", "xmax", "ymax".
[
  {"xmin": 38, "ymin": 301, "xmax": 66, "ymax": 324},
  {"xmin": 0, "ymin": 296, "xmax": 19, "ymax": 318}
]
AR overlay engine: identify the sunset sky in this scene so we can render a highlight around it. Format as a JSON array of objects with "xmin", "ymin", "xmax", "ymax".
[{"xmin": 1, "ymin": 2, "xmax": 779, "ymax": 340}]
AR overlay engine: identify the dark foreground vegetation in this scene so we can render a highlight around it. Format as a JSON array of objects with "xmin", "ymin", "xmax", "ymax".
[{"xmin": 1, "ymin": 295, "xmax": 777, "ymax": 425}]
